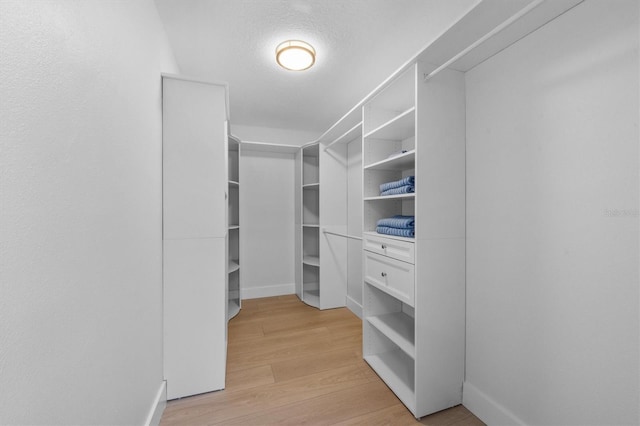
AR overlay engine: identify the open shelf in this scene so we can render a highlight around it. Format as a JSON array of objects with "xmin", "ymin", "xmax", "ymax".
[
  {"xmin": 364, "ymin": 351, "xmax": 415, "ymax": 411},
  {"xmin": 229, "ymin": 225, "xmax": 240, "ymax": 230},
  {"xmin": 364, "ymin": 149, "xmax": 415, "ymax": 171},
  {"xmin": 364, "ymin": 107, "xmax": 415, "ymax": 141},
  {"xmin": 367, "ymin": 312, "xmax": 415, "ymax": 358},
  {"xmin": 228, "ymin": 180, "xmax": 239, "ymax": 187},
  {"xmin": 227, "ymin": 299, "xmax": 240, "ymax": 321},
  {"xmin": 228, "ymin": 260, "xmax": 240, "ymax": 273},
  {"xmin": 303, "ymin": 255, "xmax": 320, "ymax": 267},
  {"xmin": 303, "ymin": 183, "xmax": 320, "ymax": 189},
  {"xmin": 303, "ymin": 224, "xmax": 320, "ymax": 228}
]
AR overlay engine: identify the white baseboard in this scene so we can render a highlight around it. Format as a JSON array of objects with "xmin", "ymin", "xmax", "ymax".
[
  {"xmin": 346, "ymin": 296, "xmax": 363, "ymax": 319},
  {"xmin": 145, "ymin": 380, "xmax": 166, "ymax": 426},
  {"xmin": 463, "ymin": 381, "xmax": 524, "ymax": 426},
  {"xmin": 241, "ymin": 283, "xmax": 295, "ymax": 299}
]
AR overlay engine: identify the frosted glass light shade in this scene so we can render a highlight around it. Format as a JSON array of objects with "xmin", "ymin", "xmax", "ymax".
[{"xmin": 276, "ymin": 40, "xmax": 316, "ymax": 71}]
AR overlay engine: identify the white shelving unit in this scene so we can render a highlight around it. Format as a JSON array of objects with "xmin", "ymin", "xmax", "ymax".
[
  {"xmin": 227, "ymin": 135, "xmax": 241, "ymax": 321},
  {"xmin": 362, "ymin": 63, "xmax": 466, "ymax": 418},
  {"xmin": 300, "ymin": 143, "xmax": 320, "ymax": 308}
]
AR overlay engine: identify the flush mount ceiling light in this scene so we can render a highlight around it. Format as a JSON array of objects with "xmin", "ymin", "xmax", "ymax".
[{"xmin": 276, "ymin": 40, "xmax": 316, "ymax": 71}]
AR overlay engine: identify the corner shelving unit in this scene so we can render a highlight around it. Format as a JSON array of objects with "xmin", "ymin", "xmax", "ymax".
[
  {"xmin": 301, "ymin": 143, "xmax": 320, "ymax": 308},
  {"xmin": 227, "ymin": 135, "xmax": 241, "ymax": 320}
]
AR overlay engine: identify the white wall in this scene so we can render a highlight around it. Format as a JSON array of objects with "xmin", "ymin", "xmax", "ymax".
[
  {"xmin": 239, "ymin": 150, "xmax": 297, "ymax": 298},
  {"xmin": 464, "ymin": 1, "xmax": 639, "ymax": 425},
  {"xmin": 0, "ymin": 1, "xmax": 178, "ymax": 424}
]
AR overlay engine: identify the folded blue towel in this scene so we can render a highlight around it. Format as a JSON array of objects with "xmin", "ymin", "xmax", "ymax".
[
  {"xmin": 376, "ymin": 226, "xmax": 415, "ymax": 238},
  {"xmin": 377, "ymin": 215, "xmax": 415, "ymax": 229},
  {"xmin": 380, "ymin": 185, "xmax": 414, "ymax": 196},
  {"xmin": 379, "ymin": 176, "xmax": 415, "ymax": 193}
]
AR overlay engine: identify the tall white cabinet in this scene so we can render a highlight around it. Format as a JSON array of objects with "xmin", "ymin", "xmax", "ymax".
[
  {"xmin": 162, "ymin": 75, "xmax": 229, "ymax": 400},
  {"xmin": 361, "ymin": 63, "xmax": 465, "ymax": 418}
]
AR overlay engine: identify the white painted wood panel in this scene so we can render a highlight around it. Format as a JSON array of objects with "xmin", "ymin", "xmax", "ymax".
[
  {"xmin": 319, "ymin": 140, "xmax": 348, "ymax": 309},
  {"xmin": 162, "ymin": 78, "xmax": 227, "ymax": 240},
  {"xmin": 347, "ymin": 137, "xmax": 364, "ymax": 314},
  {"xmin": 364, "ymin": 251, "xmax": 415, "ymax": 307},
  {"xmin": 294, "ymin": 148, "xmax": 302, "ymax": 299},
  {"xmin": 413, "ymin": 237, "xmax": 465, "ymax": 414},
  {"xmin": 163, "ymin": 238, "xmax": 226, "ymax": 399},
  {"xmin": 416, "ymin": 66, "xmax": 466, "ymax": 240}
]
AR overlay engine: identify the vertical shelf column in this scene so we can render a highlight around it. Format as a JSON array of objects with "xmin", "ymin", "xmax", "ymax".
[
  {"xmin": 301, "ymin": 143, "xmax": 320, "ymax": 308},
  {"xmin": 227, "ymin": 135, "xmax": 241, "ymax": 320},
  {"xmin": 162, "ymin": 75, "xmax": 229, "ymax": 400}
]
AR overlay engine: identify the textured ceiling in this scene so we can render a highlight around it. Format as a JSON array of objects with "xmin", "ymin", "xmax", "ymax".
[{"xmin": 154, "ymin": 0, "xmax": 478, "ymax": 133}]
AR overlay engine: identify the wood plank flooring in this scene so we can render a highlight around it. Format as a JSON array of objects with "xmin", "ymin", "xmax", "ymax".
[{"xmin": 160, "ymin": 295, "xmax": 485, "ymax": 426}]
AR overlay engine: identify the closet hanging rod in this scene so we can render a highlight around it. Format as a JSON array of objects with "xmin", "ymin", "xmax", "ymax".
[
  {"xmin": 322, "ymin": 229, "xmax": 362, "ymax": 241},
  {"xmin": 323, "ymin": 121, "xmax": 363, "ymax": 151},
  {"xmin": 423, "ymin": 0, "xmax": 546, "ymax": 82}
]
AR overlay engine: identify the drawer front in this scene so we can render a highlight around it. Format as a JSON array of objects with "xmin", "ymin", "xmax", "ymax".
[
  {"xmin": 364, "ymin": 233, "xmax": 415, "ymax": 264},
  {"xmin": 364, "ymin": 251, "xmax": 415, "ymax": 306}
]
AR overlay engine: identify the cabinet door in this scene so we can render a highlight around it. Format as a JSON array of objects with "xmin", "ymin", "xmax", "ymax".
[
  {"xmin": 163, "ymin": 237, "xmax": 227, "ymax": 399},
  {"xmin": 163, "ymin": 78, "xmax": 228, "ymax": 239}
]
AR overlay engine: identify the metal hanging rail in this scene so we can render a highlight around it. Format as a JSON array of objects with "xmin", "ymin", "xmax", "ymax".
[{"xmin": 322, "ymin": 228, "xmax": 363, "ymax": 241}]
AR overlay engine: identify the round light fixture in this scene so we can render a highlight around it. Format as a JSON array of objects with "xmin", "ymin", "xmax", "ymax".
[{"xmin": 276, "ymin": 40, "xmax": 316, "ymax": 71}]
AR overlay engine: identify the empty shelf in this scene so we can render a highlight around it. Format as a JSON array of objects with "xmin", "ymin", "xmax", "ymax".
[
  {"xmin": 303, "ymin": 183, "xmax": 320, "ymax": 190},
  {"xmin": 227, "ymin": 299, "xmax": 240, "ymax": 321},
  {"xmin": 364, "ymin": 149, "xmax": 415, "ymax": 171},
  {"xmin": 303, "ymin": 255, "xmax": 320, "ymax": 267},
  {"xmin": 367, "ymin": 312, "xmax": 415, "ymax": 358},
  {"xmin": 228, "ymin": 260, "xmax": 240, "ymax": 273}
]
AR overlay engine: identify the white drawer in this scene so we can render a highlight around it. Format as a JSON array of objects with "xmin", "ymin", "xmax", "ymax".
[
  {"xmin": 363, "ymin": 232, "xmax": 415, "ymax": 264},
  {"xmin": 364, "ymin": 251, "xmax": 415, "ymax": 306}
]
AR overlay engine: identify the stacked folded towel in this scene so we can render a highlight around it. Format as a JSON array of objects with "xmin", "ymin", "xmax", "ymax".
[
  {"xmin": 380, "ymin": 176, "xmax": 414, "ymax": 196},
  {"xmin": 376, "ymin": 215, "xmax": 415, "ymax": 238}
]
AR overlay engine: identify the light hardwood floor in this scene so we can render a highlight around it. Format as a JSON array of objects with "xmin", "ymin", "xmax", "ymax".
[{"xmin": 161, "ymin": 295, "xmax": 484, "ymax": 426}]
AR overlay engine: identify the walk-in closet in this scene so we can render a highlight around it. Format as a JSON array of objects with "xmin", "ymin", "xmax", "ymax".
[
  {"xmin": 158, "ymin": 0, "xmax": 638, "ymax": 423},
  {"xmin": 2, "ymin": 0, "xmax": 637, "ymax": 425}
]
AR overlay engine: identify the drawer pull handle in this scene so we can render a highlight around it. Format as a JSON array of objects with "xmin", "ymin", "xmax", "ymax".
[
  {"xmin": 381, "ymin": 244, "xmax": 386, "ymax": 249},
  {"xmin": 381, "ymin": 272, "xmax": 387, "ymax": 277}
]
